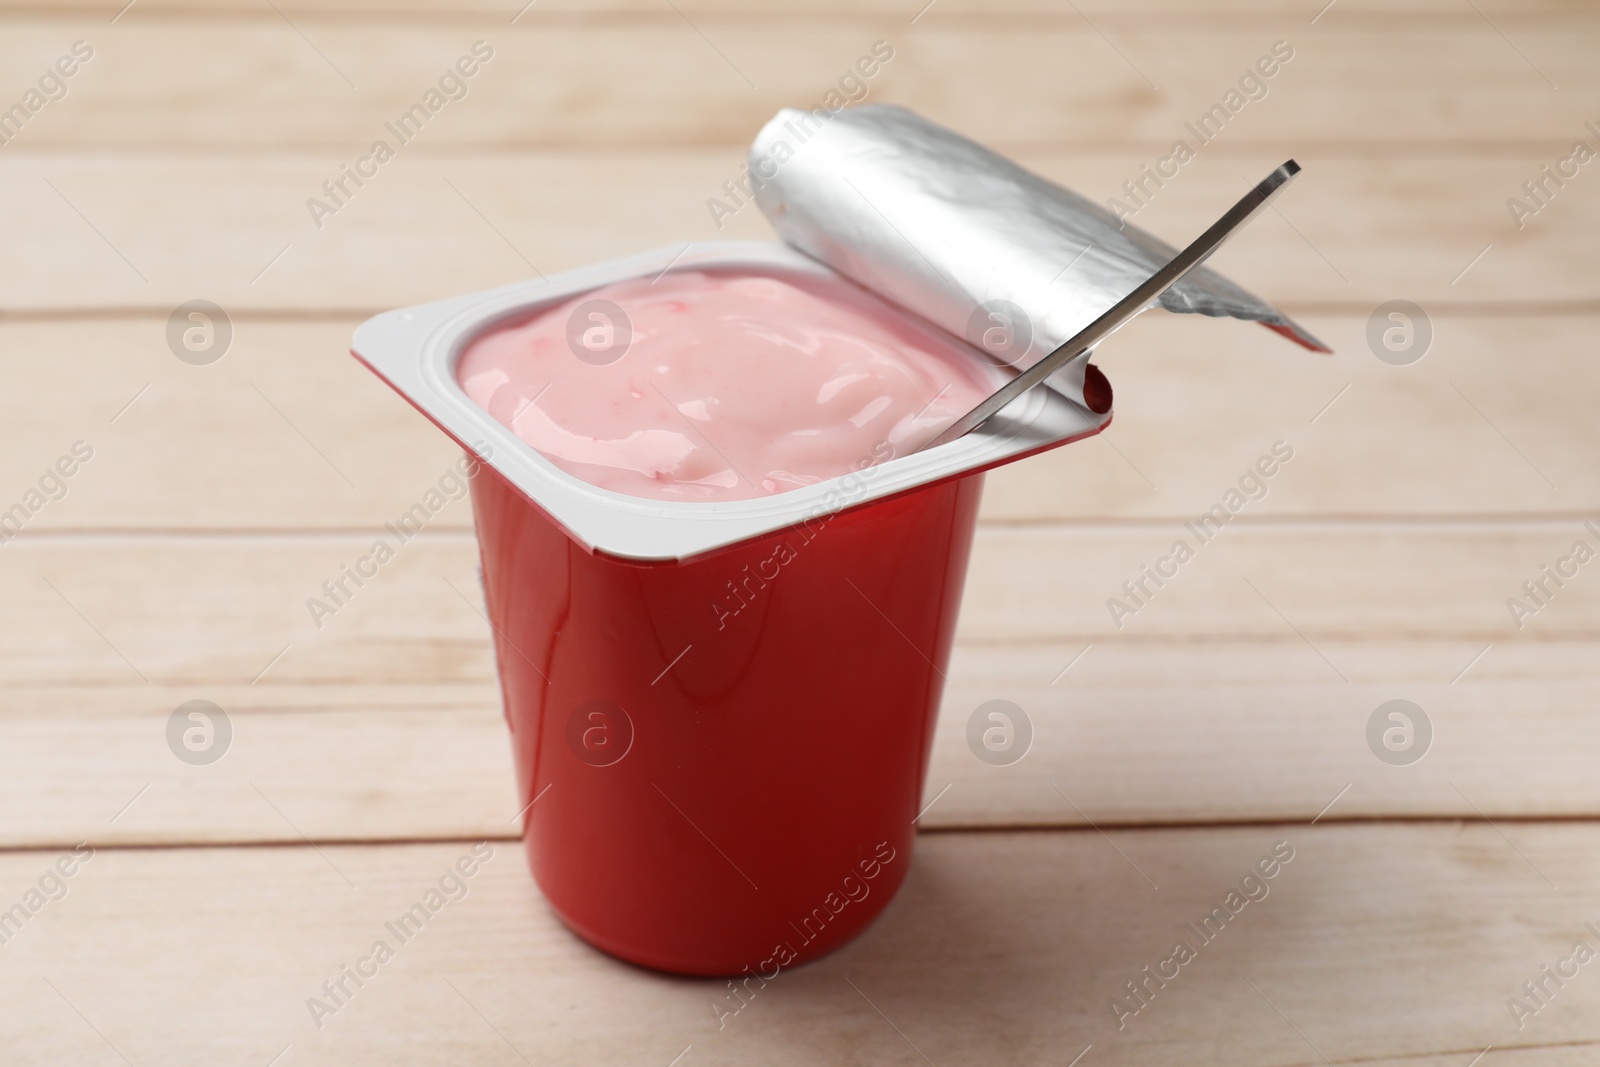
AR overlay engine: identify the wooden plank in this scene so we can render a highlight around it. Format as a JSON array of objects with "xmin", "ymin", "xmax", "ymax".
[
  {"xmin": 1, "ymin": 148, "xmax": 1593, "ymax": 313},
  {"xmin": 959, "ymin": 521, "xmax": 1600, "ymax": 643},
  {"xmin": 0, "ymin": 534, "xmax": 496, "ymax": 688},
  {"xmin": 0, "ymin": 825, "xmax": 1595, "ymax": 1064},
  {"xmin": 928, "ymin": 641, "xmax": 1600, "ymax": 827},
  {"xmin": 2, "ymin": 640, "xmax": 1597, "ymax": 848},
  {"xmin": 2, "ymin": 525, "xmax": 1595, "ymax": 690},
  {"xmin": 0, "ymin": 19, "xmax": 1593, "ymax": 152},
  {"xmin": 3, "ymin": 0, "xmax": 1594, "ymax": 16},
  {"xmin": 983, "ymin": 309, "xmax": 1600, "ymax": 523},
  {"xmin": 0, "ymin": 317, "xmax": 477, "ymax": 535},
  {"xmin": 0, "ymin": 705, "xmax": 520, "ymax": 850},
  {"xmin": 4, "ymin": 310, "xmax": 1596, "ymax": 530}
]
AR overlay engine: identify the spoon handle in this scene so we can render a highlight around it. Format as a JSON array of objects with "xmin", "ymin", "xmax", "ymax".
[{"xmin": 923, "ymin": 159, "xmax": 1303, "ymax": 451}]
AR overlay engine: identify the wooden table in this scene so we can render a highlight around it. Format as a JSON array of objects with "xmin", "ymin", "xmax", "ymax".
[{"xmin": 2, "ymin": 1, "xmax": 1598, "ymax": 1063}]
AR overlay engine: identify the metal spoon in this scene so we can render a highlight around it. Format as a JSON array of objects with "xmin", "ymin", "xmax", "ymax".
[{"xmin": 921, "ymin": 159, "xmax": 1303, "ymax": 451}]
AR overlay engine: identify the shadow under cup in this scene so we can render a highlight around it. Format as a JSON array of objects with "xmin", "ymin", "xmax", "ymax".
[{"xmin": 470, "ymin": 462, "xmax": 984, "ymax": 976}]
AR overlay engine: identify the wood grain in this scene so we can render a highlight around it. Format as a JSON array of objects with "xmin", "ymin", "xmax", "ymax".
[
  {"xmin": 2, "ymin": 640, "xmax": 1595, "ymax": 848},
  {"xmin": 0, "ymin": 18, "xmax": 1591, "ymax": 154},
  {"xmin": 0, "ymin": 825, "xmax": 1594, "ymax": 1065},
  {"xmin": 0, "ymin": 149, "xmax": 1591, "ymax": 313},
  {"xmin": 3, "ymin": 309, "xmax": 1597, "ymax": 530},
  {"xmin": 0, "ymin": 6, "xmax": 1593, "ymax": 1064},
  {"xmin": 2, "ymin": 521, "xmax": 1595, "ymax": 689},
  {"xmin": 4, "ymin": 0, "xmax": 1595, "ymax": 15}
]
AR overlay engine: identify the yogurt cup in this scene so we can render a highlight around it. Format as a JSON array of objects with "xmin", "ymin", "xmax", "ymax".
[{"xmin": 352, "ymin": 239, "xmax": 1109, "ymax": 974}]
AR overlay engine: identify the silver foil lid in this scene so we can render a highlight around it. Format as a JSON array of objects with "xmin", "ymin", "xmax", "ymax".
[{"xmin": 750, "ymin": 104, "xmax": 1327, "ymax": 409}]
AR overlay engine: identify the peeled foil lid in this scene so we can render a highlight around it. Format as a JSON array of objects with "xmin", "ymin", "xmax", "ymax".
[{"xmin": 750, "ymin": 104, "xmax": 1327, "ymax": 409}]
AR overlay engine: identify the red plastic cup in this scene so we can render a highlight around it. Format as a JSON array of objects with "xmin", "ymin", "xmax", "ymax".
[
  {"xmin": 352, "ymin": 240, "xmax": 1109, "ymax": 976},
  {"xmin": 474, "ymin": 460, "xmax": 983, "ymax": 975}
]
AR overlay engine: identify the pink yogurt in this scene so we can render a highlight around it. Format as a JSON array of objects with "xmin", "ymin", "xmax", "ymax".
[{"xmin": 455, "ymin": 269, "xmax": 994, "ymax": 502}]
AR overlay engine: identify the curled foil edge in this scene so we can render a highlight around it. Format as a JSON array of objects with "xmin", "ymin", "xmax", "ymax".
[{"xmin": 750, "ymin": 104, "xmax": 1329, "ymax": 411}]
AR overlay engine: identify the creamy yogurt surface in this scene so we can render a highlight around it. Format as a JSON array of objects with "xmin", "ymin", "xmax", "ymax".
[{"xmin": 455, "ymin": 269, "xmax": 993, "ymax": 502}]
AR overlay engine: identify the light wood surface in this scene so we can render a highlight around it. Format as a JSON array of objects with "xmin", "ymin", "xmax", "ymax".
[
  {"xmin": 4, "ymin": 310, "xmax": 1599, "ymax": 526},
  {"xmin": 7, "ymin": 1, "xmax": 1597, "ymax": 13},
  {"xmin": 0, "ymin": 18, "xmax": 1594, "ymax": 151},
  {"xmin": 1, "ymin": 1, "xmax": 1596, "ymax": 1063},
  {"xmin": 2, "ymin": 152, "xmax": 1593, "ymax": 312},
  {"xmin": 3, "ymin": 826, "xmax": 1598, "ymax": 1065},
  {"xmin": 2, "ymin": 525, "xmax": 1595, "ymax": 701},
  {"xmin": 5, "ymin": 640, "xmax": 1599, "ymax": 849}
]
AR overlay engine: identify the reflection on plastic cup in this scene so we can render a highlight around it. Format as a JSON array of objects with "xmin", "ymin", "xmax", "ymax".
[
  {"xmin": 166, "ymin": 300, "xmax": 233, "ymax": 366},
  {"xmin": 566, "ymin": 299, "xmax": 633, "ymax": 365},
  {"xmin": 166, "ymin": 699, "xmax": 232, "ymax": 765},
  {"xmin": 966, "ymin": 699, "xmax": 1033, "ymax": 766},
  {"xmin": 566, "ymin": 699, "xmax": 634, "ymax": 767},
  {"xmin": 1366, "ymin": 699, "xmax": 1432, "ymax": 765},
  {"xmin": 965, "ymin": 299, "xmax": 1033, "ymax": 366},
  {"xmin": 1366, "ymin": 300, "xmax": 1431, "ymax": 366},
  {"xmin": 468, "ymin": 463, "xmax": 983, "ymax": 974}
]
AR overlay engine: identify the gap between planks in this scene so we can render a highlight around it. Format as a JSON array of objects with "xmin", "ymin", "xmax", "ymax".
[
  {"xmin": 0, "ymin": 141, "xmax": 1595, "ymax": 159},
  {"xmin": 8, "ymin": 813, "xmax": 1600, "ymax": 858},
  {"xmin": 0, "ymin": 5, "xmax": 1593, "ymax": 28}
]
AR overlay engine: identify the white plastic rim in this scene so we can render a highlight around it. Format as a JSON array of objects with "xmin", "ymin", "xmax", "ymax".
[{"xmin": 351, "ymin": 240, "xmax": 1110, "ymax": 563}]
